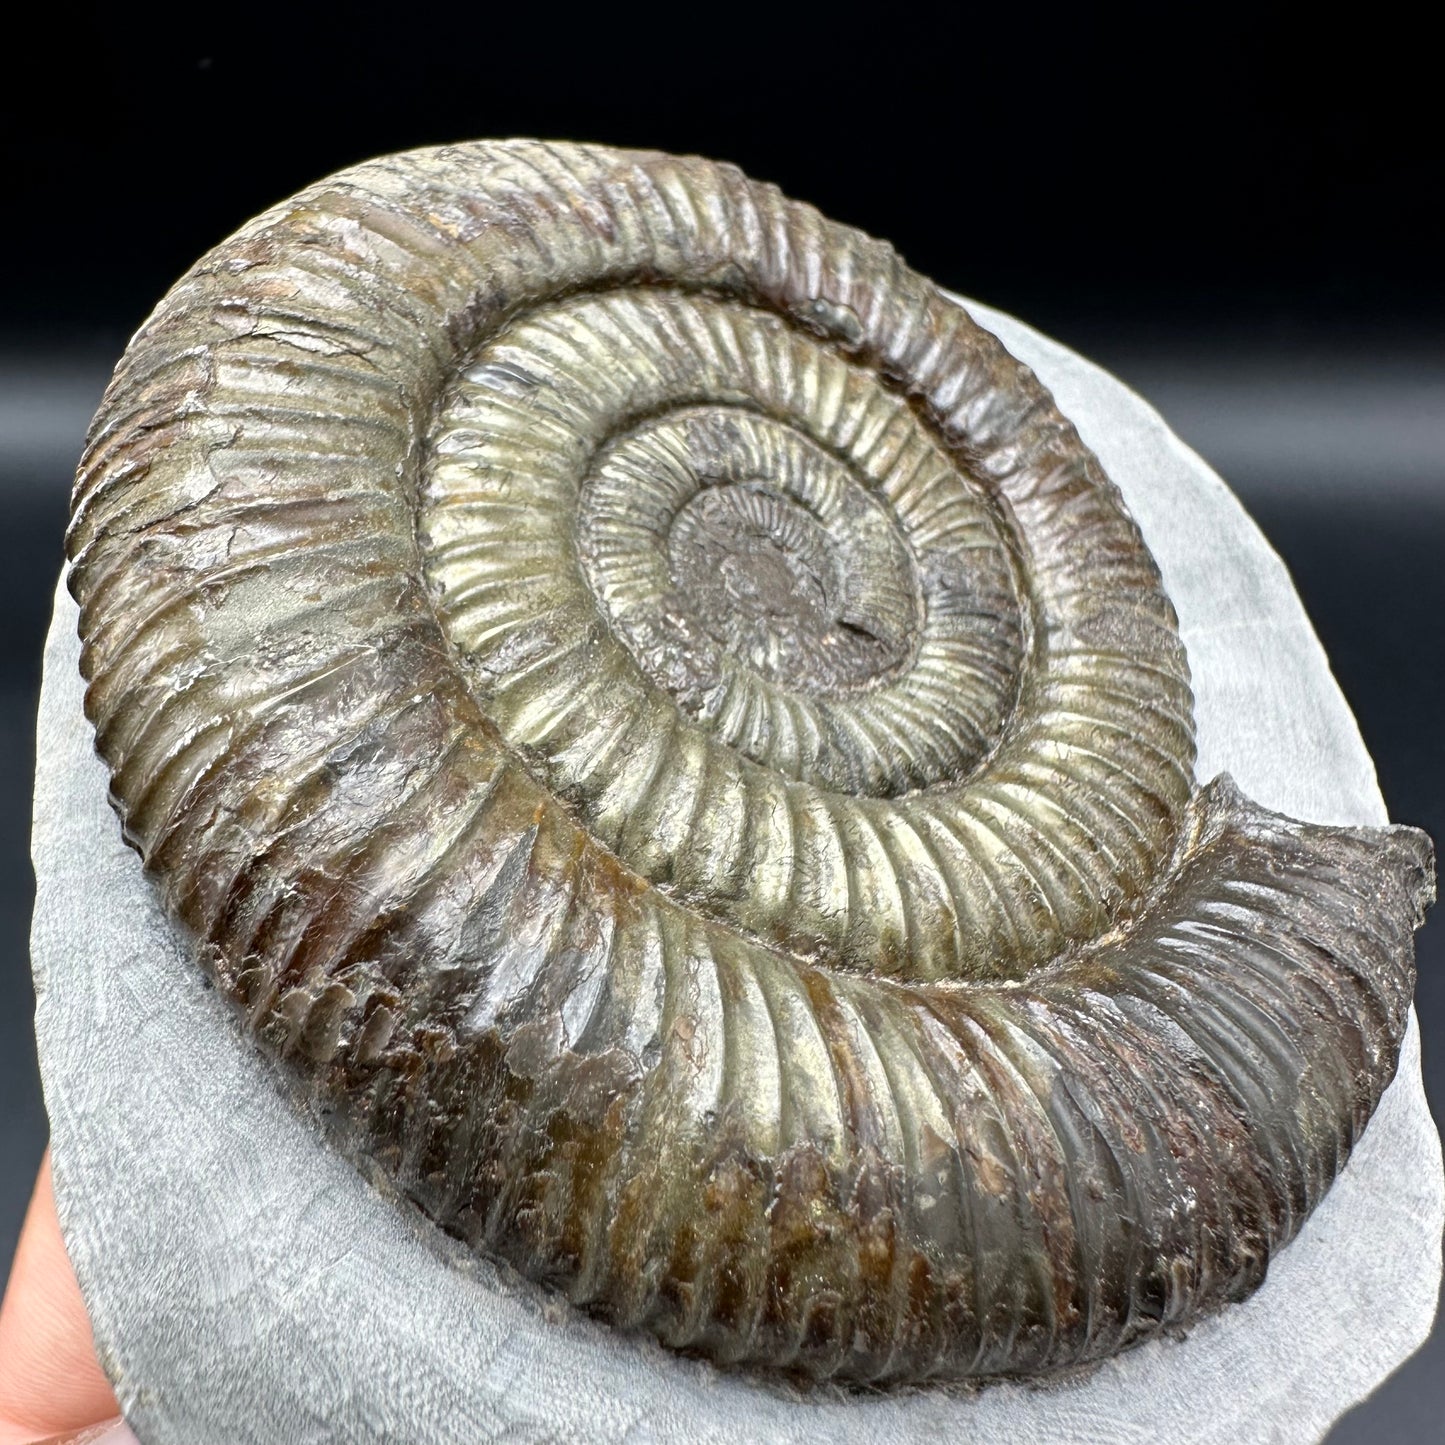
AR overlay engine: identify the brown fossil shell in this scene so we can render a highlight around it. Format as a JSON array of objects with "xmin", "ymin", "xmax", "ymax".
[{"xmin": 66, "ymin": 141, "xmax": 1435, "ymax": 1385}]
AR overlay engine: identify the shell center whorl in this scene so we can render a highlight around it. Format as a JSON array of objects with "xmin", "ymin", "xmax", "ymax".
[
  {"xmin": 668, "ymin": 481, "xmax": 882, "ymax": 689},
  {"xmin": 586, "ymin": 404, "xmax": 924, "ymax": 701}
]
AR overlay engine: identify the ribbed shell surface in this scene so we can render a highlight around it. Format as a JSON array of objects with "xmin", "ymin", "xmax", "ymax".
[{"xmin": 66, "ymin": 141, "xmax": 1435, "ymax": 1385}]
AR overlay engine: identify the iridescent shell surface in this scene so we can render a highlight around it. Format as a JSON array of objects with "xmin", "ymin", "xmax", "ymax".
[{"xmin": 67, "ymin": 141, "xmax": 1435, "ymax": 1385}]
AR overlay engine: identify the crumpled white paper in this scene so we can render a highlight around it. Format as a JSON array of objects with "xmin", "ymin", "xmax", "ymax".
[{"xmin": 32, "ymin": 301, "xmax": 1443, "ymax": 1445}]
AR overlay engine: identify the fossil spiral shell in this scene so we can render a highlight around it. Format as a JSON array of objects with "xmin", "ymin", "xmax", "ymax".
[{"xmin": 67, "ymin": 141, "xmax": 1434, "ymax": 1385}]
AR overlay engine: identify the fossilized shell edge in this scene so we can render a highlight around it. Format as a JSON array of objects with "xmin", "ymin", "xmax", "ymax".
[{"xmin": 56, "ymin": 141, "xmax": 1434, "ymax": 1390}]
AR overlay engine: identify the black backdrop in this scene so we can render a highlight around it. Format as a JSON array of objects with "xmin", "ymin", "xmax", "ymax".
[
  {"xmin": 7, "ymin": 8, "xmax": 1440, "ymax": 348},
  {"xmin": 2, "ymin": 5, "xmax": 1440, "ymax": 1440}
]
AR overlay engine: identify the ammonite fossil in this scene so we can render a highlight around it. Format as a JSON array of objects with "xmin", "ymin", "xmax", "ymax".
[{"xmin": 67, "ymin": 140, "xmax": 1435, "ymax": 1386}]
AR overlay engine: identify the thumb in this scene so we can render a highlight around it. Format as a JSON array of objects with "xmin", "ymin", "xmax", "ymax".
[
  {"xmin": 0, "ymin": 1153, "xmax": 123, "ymax": 1444},
  {"xmin": 28, "ymin": 1426, "xmax": 139, "ymax": 1444}
]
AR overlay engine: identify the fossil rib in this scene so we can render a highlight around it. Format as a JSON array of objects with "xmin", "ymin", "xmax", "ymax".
[{"xmin": 66, "ymin": 140, "xmax": 1434, "ymax": 1384}]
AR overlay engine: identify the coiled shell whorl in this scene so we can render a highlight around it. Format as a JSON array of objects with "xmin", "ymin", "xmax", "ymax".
[{"xmin": 67, "ymin": 141, "xmax": 1435, "ymax": 1385}]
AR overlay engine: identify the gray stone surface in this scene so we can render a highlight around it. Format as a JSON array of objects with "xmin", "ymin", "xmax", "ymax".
[{"xmin": 32, "ymin": 300, "xmax": 1443, "ymax": 1445}]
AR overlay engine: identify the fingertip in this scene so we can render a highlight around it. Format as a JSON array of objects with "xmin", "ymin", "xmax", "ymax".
[
  {"xmin": 0, "ymin": 1152, "xmax": 120, "ymax": 1438},
  {"xmin": 28, "ymin": 1422, "xmax": 140, "ymax": 1445}
]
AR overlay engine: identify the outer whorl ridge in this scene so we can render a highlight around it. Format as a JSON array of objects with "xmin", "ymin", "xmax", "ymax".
[{"xmin": 66, "ymin": 141, "xmax": 1434, "ymax": 1385}]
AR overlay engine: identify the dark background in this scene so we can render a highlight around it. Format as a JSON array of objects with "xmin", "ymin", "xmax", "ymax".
[{"xmin": 1, "ymin": 5, "xmax": 1440, "ymax": 1439}]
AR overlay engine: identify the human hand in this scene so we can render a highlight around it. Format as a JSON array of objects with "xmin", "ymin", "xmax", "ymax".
[{"xmin": 0, "ymin": 1152, "xmax": 135, "ymax": 1444}]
